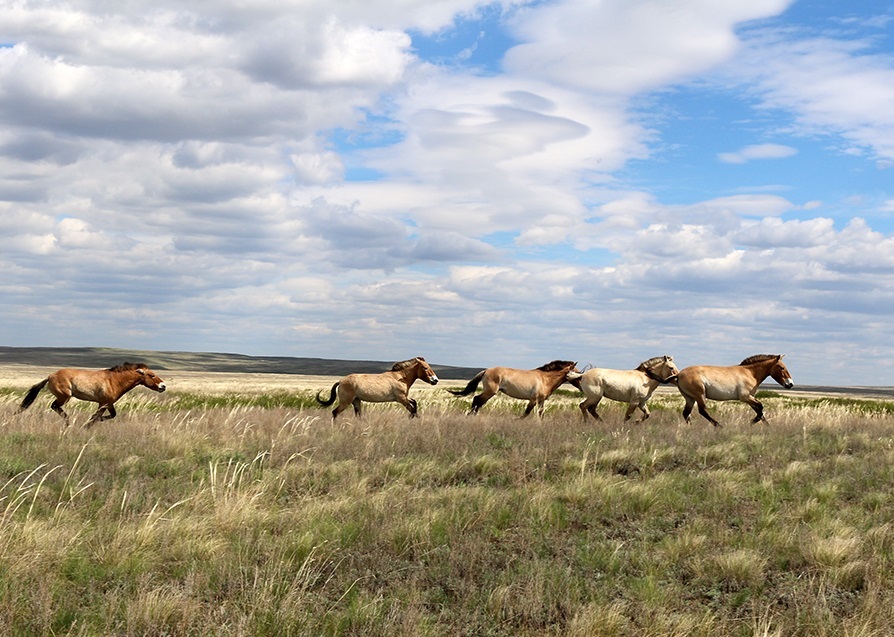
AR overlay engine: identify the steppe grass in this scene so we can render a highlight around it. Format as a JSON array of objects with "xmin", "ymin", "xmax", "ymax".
[{"xmin": 2, "ymin": 383, "xmax": 894, "ymax": 636}]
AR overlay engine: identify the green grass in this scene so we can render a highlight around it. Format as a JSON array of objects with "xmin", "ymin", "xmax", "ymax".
[{"xmin": 2, "ymin": 388, "xmax": 894, "ymax": 635}]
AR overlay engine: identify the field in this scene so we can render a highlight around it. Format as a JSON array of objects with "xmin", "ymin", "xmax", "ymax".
[{"xmin": 3, "ymin": 365, "xmax": 894, "ymax": 636}]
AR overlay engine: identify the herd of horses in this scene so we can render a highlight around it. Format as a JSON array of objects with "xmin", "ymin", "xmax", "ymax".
[{"xmin": 15, "ymin": 354, "xmax": 795, "ymax": 429}]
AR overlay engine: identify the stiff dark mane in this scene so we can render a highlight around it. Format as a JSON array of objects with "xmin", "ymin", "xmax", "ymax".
[
  {"xmin": 636, "ymin": 356, "xmax": 667, "ymax": 371},
  {"xmin": 535, "ymin": 360, "xmax": 576, "ymax": 372},
  {"xmin": 739, "ymin": 354, "xmax": 780, "ymax": 366},
  {"xmin": 107, "ymin": 362, "xmax": 149, "ymax": 372},
  {"xmin": 391, "ymin": 357, "xmax": 424, "ymax": 371}
]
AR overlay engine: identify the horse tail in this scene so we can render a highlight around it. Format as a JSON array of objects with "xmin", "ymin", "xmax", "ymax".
[
  {"xmin": 447, "ymin": 370, "xmax": 486, "ymax": 396},
  {"xmin": 316, "ymin": 382, "xmax": 339, "ymax": 407},
  {"xmin": 19, "ymin": 378, "xmax": 49, "ymax": 412}
]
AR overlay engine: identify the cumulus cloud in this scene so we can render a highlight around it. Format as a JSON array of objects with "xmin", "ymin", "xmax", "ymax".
[{"xmin": 2, "ymin": 0, "xmax": 894, "ymax": 384}]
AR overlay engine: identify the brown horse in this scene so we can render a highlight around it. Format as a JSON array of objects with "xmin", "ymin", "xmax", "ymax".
[
  {"xmin": 18, "ymin": 362, "xmax": 167, "ymax": 428},
  {"xmin": 316, "ymin": 357, "xmax": 439, "ymax": 420},
  {"xmin": 676, "ymin": 354, "xmax": 793, "ymax": 427},
  {"xmin": 566, "ymin": 355, "xmax": 679, "ymax": 422},
  {"xmin": 448, "ymin": 360, "xmax": 580, "ymax": 417}
]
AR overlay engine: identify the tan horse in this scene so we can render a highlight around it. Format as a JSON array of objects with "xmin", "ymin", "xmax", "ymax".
[
  {"xmin": 18, "ymin": 362, "xmax": 167, "ymax": 428},
  {"xmin": 316, "ymin": 357, "xmax": 439, "ymax": 420},
  {"xmin": 677, "ymin": 354, "xmax": 793, "ymax": 427},
  {"xmin": 566, "ymin": 355, "xmax": 679, "ymax": 422},
  {"xmin": 448, "ymin": 360, "xmax": 580, "ymax": 417}
]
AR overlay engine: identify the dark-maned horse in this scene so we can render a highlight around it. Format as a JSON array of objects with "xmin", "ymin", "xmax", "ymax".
[
  {"xmin": 316, "ymin": 357, "xmax": 439, "ymax": 421},
  {"xmin": 566, "ymin": 355, "xmax": 679, "ymax": 422},
  {"xmin": 18, "ymin": 362, "xmax": 167, "ymax": 428},
  {"xmin": 448, "ymin": 360, "xmax": 580, "ymax": 417},
  {"xmin": 676, "ymin": 354, "xmax": 793, "ymax": 427}
]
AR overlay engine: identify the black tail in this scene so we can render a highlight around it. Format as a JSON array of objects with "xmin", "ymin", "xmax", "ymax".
[
  {"xmin": 447, "ymin": 370, "xmax": 486, "ymax": 396},
  {"xmin": 316, "ymin": 382, "xmax": 339, "ymax": 407},
  {"xmin": 19, "ymin": 378, "xmax": 49, "ymax": 412}
]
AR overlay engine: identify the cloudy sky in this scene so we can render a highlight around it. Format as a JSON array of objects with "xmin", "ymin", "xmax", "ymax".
[{"xmin": 2, "ymin": 0, "xmax": 893, "ymax": 385}]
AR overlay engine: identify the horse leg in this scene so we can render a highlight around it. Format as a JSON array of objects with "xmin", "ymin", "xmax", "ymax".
[
  {"xmin": 470, "ymin": 393, "xmax": 491, "ymax": 414},
  {"xmin": 696, "ymin": 398, "xmax": 721, "ymax": 427},
  {"xmin": 682, "ymin": 395, "xmax": 695, "ymax": 423},
  {"xmin": 580, "ymin": 398, "xmax": 602, "ymax": 421},
  {"xmin": 352, "ymin": 398, "xmax": 362, "ymax": 417},
  {"xmin": 636, "ymin": 401, "xmax": 650, "ymax": 423},
  {"xmin": 84, "ymin": 405, "xmax": 108, "ymax": 429},
  {"xmin": 744, "ymin": 397, "xmax": 764, "ymax": 423},
  {"xmin": 407, "ymin": 398, "xmax": 418, "ymax": 418},
  {"xmin": 50, "ymin": 398, "xmax": 71, "ymax": 427},
  {"xmin": 521, "ymin": 399, "xmax": 537, "ymax": 418},
  {"xmin": 331, "ymin": 401, "xmax": 350, "ymax": 421},
  {"xmin": 624, "ymin": 402, "xmax": 638, "ymax": 422}
]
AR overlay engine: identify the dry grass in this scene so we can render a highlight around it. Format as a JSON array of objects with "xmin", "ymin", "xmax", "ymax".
[{"xmin": 2, "ymin": 369, "xmax": 894, "ymax": 636}]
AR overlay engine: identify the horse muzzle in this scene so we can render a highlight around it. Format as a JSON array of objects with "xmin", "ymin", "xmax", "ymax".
[
  {"xmin": 155, "ymin": 383, "xmax": 167, "ymax": 393},
  {"xmin": 428, "ymin": 376, "xmax": 439, "ymax": 385}
]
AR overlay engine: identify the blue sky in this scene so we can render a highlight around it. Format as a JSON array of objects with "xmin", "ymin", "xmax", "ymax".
[{"xmin": 1, "ymin": 0, "xmax": 894, "ymax": 385}]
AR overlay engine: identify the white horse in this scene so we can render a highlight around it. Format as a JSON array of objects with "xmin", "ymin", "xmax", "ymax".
[{"xmin": 566, "ymin": 356, "xmax": 679, "ymax": 422}]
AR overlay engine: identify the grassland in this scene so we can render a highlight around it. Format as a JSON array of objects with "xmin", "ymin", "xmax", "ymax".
[{"xmin": 2, "ymin": 366, "xmax": 894, "ymax": 636}]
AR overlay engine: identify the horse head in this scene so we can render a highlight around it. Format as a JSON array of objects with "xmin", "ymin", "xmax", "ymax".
[
  {"xmin": 413, "ymin": 357, "xmax": 439, "ymax": 385},
  {"xmin": 770, "ymin": 355, "xmax": 794, "ymax": 389},
  {"xmin": 136, "ymin": 367, "xmax": 167, "ymax": 392},
  {"xmin": 639, "ymin": 355, "xmax": 679, "ymax": 384}
]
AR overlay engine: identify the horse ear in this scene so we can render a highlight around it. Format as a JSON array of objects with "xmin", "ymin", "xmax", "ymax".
[{"xmin": 136, "ymin": 368, "xmax": 146, "ymax": 375}]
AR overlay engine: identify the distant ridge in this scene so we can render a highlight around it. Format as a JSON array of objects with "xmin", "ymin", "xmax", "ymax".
[{"xmin": 0, "ymin": 346, "xmax": 482, "ymax": 378}]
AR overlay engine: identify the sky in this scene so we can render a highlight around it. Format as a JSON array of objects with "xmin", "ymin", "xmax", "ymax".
[{"xmin": 2, "ymin": 0, "xmax": 894, "ymax": 386}]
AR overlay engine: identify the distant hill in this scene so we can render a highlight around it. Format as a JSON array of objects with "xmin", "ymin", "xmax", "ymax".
[{"xmin": 0, "ymin": 346, "xmax": 483, "ymax": 378}]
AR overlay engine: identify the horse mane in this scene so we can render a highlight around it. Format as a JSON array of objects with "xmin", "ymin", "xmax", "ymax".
[
  {"xmin": 107, "ymin": 362, "xmax": 149, "ymax": 372},
  {"xmin": 739, "ymin": 354, "xmax": 780, "ymax": 366},
  {"xmin": 636, "ymin": 356, "xmax": 668, "ymax": 371},
  {"xmin": 391, "ymin": 357, "xmax": 425, "ymax": 371},
  {"xmin": 535, "ymin": 360, "xmax": 576, "ymax": 372}
]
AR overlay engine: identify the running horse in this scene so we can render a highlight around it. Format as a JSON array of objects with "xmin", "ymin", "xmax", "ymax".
[
  {"xmin": 316, "ymin": 357, "xmax": 439, "ymax": 421},
  {"xmin": 448, "ymin": 360, "xmax": 580, "ymax": 417},
  {"xmin": 566, "ymin": 355, "xmax": 679, "ymax": 422},
  {"xmin": 18, "ymin": 362, "xmax": 167, "ymax": 428},
  {"xmin": 676, "ymin": 354, "xmax": 793, "ymax": 427}
]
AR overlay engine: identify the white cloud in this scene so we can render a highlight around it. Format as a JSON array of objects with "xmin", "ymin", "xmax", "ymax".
[
  {"xmin": 730, "ymin": 30, "xmax": 894, "ymax": 162},
  {"xmin": 2, "ymin": 0, "xmax": 894, "ymax": 385},
  {"xmin": 718, "ymin": 143, "xmax": 798, "ymax": 164},
  {"xmin": 503, "ymin": 0, "xmax": 793, "ymax": 94}
]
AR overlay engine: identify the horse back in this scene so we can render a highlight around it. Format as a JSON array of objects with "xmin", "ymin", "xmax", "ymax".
[{"xmin": 51, "ymin": 368, "xmax": 114, "ymax": 402}]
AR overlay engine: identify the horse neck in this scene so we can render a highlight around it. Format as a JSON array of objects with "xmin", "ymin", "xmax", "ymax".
[
  {"xmin": 545, "ymin": 369, "xmax": 571, "ymax": 391},
  {"xmin": 396, "ymin": 364, "xmax": 421, "ymax": 387},
  {"xmin": 641, "ymin": 365, "xmax": 674, "ymax": 385},
  {"xmin": 111, "ymin": 369, "xmax": 144, "ymax": 398},
  {"xmin": 746, "ymin": 359, "xmax": 777, "ymax": 384}
]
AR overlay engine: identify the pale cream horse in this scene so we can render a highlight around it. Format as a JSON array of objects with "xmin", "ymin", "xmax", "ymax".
[
  {"xmin": 316, "ymin": 357, "xmax": 439, "ymax": 420},
  {"xmin": 448, "ymin": 360, "xmax": 580, "ymax": 417},
  {"xmin": 18, "ymin": 362, "xmax": 167, "ymax": 428},
  {"xmin": 676, "ymin": 354, "xmax": 794, "ymax": 426},
  {"xmin": 566, "ymin": 355, "xmax": 679, "ymax": 422}
]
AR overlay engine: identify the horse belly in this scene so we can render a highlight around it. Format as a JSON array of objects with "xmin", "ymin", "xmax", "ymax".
[
  {"xmin": 703, "ymin": 384, "xmax": 742, "ymax": 401},
  {"xmin": 68, "ymin": 376, "xmax": 109, "ymax": 403},
  {"xmin": 499, "ymin": 379, "xmax": 539, "ymax": 400},
  {"xmin": 601, "ymin": 373, "xmax": 649, "ymax": 403}
]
